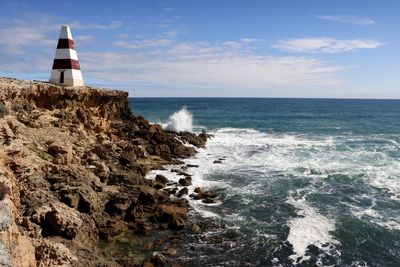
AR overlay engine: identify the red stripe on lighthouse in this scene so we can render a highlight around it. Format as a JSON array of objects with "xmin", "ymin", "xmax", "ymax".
[
  {"xmin": 52, "ymin": 59, "xmax": 81, "ymax": 70},
  {"xmin": 57, "ymin": 39, "xmax": 75, "ymax": 49}
]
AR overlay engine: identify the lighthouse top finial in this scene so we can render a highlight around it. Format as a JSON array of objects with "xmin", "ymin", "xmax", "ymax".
[{"xmin": 59, "ymin": 25, "xmax": 73, "ymax": 40}]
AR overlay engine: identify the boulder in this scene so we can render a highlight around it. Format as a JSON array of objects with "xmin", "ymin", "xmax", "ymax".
[
  {"xmin": 155, "ymin": 174, "xmax": 169, "ymax": 184},
  {"xmin": 36, "ymin": 203, "xmax": 83, "ymax": 239},
  {"xmin": 177, "ymin": 187, "xmax": 188, "ymax": 198},
  {"xmin": 35, "ymin": 241, "xmax": 78, "ymax": 267},
  {"xmin": 48, "ymin": 141, "xmax": 74, "ymax": 165},
  {"xmin": 178, "ymin": 177, "xmax": 191, "ymax": 186}
]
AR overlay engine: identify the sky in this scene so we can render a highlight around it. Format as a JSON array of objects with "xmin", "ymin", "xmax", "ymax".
[{"xmin": 0, "ymin": 0, "xmax": 399, "ymax": 98}]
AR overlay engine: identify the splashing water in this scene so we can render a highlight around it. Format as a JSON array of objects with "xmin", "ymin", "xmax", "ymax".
[{"xmin": 163, "ymin": 107, "xmax": 193, "ymax": 133}]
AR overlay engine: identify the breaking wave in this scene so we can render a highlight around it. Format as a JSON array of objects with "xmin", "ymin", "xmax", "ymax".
[{"xmin": 163, "ymin": 107, "xmax": 193, "ymax": 133}]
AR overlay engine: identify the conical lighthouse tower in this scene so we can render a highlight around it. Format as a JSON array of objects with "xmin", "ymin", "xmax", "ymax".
[{"xmin": 49, "ymin": 25, "xmax": 84, "ymax": 86}]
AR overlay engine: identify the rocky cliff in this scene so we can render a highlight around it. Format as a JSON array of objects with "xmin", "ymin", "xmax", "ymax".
[{"xmin": 0, "ymin": 77, "xmax": 209, "ymax": 266}]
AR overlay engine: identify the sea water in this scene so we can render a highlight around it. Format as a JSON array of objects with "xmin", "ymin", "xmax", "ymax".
[{"xmin": 129, "ymin": 98, "xmax": 400, "ymax": 266}]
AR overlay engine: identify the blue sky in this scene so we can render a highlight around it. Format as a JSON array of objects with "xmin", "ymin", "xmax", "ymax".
[{"xmin": 0, "ymin": 0, "xmax": 398, "ymax": 98}]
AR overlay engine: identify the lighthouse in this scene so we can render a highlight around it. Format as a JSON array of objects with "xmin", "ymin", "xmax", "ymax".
[{"xmin": 49, "ymin": 25, "xmax": 84, "ymax": 86}]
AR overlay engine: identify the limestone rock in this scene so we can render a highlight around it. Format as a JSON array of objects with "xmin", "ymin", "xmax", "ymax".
[
  {"xmin": 46, "ymin": 203, "xmax": 83, "ymax": 239},
  {"xmin": 35, "ymin": 240, "xmax": 78, "ymax": 267}
]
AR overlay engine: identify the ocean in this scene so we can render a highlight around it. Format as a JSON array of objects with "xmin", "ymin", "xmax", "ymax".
[{"xmin": 129, "ymin": 98, "xmax": 400, "ymax": 267}]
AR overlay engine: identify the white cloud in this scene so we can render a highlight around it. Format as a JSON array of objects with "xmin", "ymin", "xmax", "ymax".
[
  {"xmin": 314, "ymin": 15, "xmax": 376, "ymax": 25},
  {"xmin": 163, "ymin": 7, "xmax": 176, "ymax": 12},
  {"xmin": 68, "ymin": 20, "xmax": 122, "ymax": 30},
  {"xmin": 276, "ymin": 38, "xmax": 382, "ymax": 53},
  {"xmin": 117, "ymin": 33, "xmax": 130, "ymax": 38},
  {"xmin": 75, "ymin": 35, "xmax": 95, "ymax": 43},
  {"xmin": 114, "ymin": 38, "xmax": 173, "ymax": 49},
  {"xmin": 79, "ymin": 41, "xmax": 344, "ymax": 90}
]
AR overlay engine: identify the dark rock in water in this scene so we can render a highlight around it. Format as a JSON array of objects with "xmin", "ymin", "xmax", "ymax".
[
  {"xmin": 169, "ymin": 234, "xmax": 181, "ymax": 244},
  {"xmin": 162, "ymin": 246, "xmax": 178, "ymax": 256},
  {"xmin": 155, "ymin": 174, "xmax": 169, "ymax": 184},
  {"xmin": 177, "ymin": 187, "xmax": 188, "ymax": 198},
  {"xmin": 164, "ymin": 187, "xmax": 178, "ymax": 195},
  {"xmin": 155, "ymin": 204, "xmax": 187, "ymax": 222},
  {"xmin": 213, "ymin": 160, "xmax": 223, "ymax": 164},
  {"xmin": 186, "ymin": 164, "xmax": 199, "ymax": 168},
  {"xmin": 152, "ymin": 253, "xmax": 168, "ymax": 265},
  {"xmin": 171, "ymin": 261, "xmax": 183, "ymax": 267},
  {"xmin": 177, "ymin": 171, "xmax": 192, "ymax": 177},
  {"xmin": 178, "ymin": 177, "xmax": 192, "ymax": 186},
  {"xmin": 143, "ymin": 241, "xmax": 154, "ymax": 251},
  {"xmin": 153, "ymin": 183, "xmax": 165, "ymax": 190},
  {"xmin": 202, "ymin": 197, "xmax": 218, "ymax": 204},
  {"xmin": 136, "ymin": 221, "xmax": 152, "ymax": 235},
  {"xmin": 191, "ymin": 224, "xmax": 201, "ymax": 233},
  {"xmin": 159, "ymin": 223, "xmax": 169, "ymax": 230},
  {"xmin": 169, "ymin": 217, "xmax": 186, "ymax": 230}
]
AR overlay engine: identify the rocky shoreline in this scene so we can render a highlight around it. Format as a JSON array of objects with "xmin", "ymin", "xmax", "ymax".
[{"xmin": 0, "ymin": 77, "xmax": 214, "ymax": 266}]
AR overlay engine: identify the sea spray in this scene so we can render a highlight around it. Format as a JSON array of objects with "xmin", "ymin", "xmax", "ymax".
[{"xmin": 163, "ymin": 107, "xmax": 193, "ymax": 133}]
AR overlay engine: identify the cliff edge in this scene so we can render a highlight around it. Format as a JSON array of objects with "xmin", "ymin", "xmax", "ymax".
[{"xmin": 0, "ymin": 77, "xmax": 209, "ymax": 266}]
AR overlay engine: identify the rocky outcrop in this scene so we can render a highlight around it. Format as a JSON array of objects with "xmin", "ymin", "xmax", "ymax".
[{"xmin": 0, "ymin": 77, "xmax": 210, "ymax": 266}]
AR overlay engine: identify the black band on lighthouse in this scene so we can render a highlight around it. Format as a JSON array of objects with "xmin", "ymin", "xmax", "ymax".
[
  {"xmin": 57, "ymin": 39, "xmax": 75, "ymax": 49},
  {"xmin": 52, "ymin": 59, "xmax": 81, "ymax": 70}
]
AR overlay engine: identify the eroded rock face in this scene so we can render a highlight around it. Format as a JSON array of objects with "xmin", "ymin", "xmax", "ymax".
[
  {"xmin": 0, "ymin": 77, "xmax": 211, "ymax": 266},
  {"xmin": 35, "ymin": 241, "xmax": 78, "ymax": 267}
]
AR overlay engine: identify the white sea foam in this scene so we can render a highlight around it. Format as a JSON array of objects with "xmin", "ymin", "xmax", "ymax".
[
  {"xmin": 286, "ymin": 196, "xmax": 339, "ymax": 264},
  {"xmin": 146, "ymin": 125, "xmax": 400, "ymax": 263},
  {"xmin": 163, "ymin": 107, "xmax": 193, "ymax": 133}
]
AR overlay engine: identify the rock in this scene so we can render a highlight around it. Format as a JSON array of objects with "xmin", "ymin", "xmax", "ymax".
[
  {"xmin": 177, "ymin": 171, "xmax": 191, "ymax": 177},
  {"xmin": 143, "ymin": 242, "xmax": 153, "ymax": 251},
  {"xmin": 155, "ymin": 204, "xmax": 187, "ymax": 222},
  {"xmin": 162, "ymin": 246, "xmax": 177, "ymax": 256},
  {"xmin": 155, "ymin": 174, "xmax": 169, "ymax": 184},
  {"xmin": 136, "ymin": 221, "xmax": 152, "ymax": 235},
  {"xmin": 35, "ymin": 240, "xmax": 78, "ymax": 267},
  {"xmin": 172, "ymin": 262, "xmax": 183, "ymax": 267},
  {"xmin": 202, "ymin": 197, "xmax": 218, "ymax": 204},
  {"xmin": 44, "ymin": 203, "xmax": 83, "ymax": 239},
  {"xmin": 48, "ymin": 141, "xmax": 74, "ymax": 165},
  {"xmin": 192, "ymin": 187, "xmax": 218, "ymax": 199},
  {"xmin": 0, "ymin": 103, "xmax": 8, "ymax": 117},
  {"xmin": 186, "ymin": 164, "xmax": 199, "ymax": 168},
  {"xmin": 152, "ymin": 253, "xmax": 168, "ymax": 266},
  {"xmin": 191, "ymin": 224, "xmax": 201, "ymax": 233},
  {"xmin": 0, "ymin": 182, "xmax": 10, "ymax": 201},
  {"xmin": 178, "ymin": 177, "xmax": 191, "ymax": 186},
  {"xmin": 177, "ymin": 187, "xmax": 188, "ymax": 198},
  {"xmin": 2, "ymin": 123, "xmax": 14, "ymax": 139},
  {"xmin": 169, "ymin": 217, "xmax": 186, "ymax": 230},
  {"xmin": 31, "ymin": 205, "xmax": 52, "ymax": 224}
]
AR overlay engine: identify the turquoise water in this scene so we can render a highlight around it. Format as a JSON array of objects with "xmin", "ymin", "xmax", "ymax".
[{"xmin": 129, "ymin": 98, "xmax": 400, "ymax": 267}]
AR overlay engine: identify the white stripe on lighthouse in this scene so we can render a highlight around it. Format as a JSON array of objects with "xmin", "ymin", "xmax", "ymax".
[
  {"xmin": 50, "ymin": 69, "xmax": 83, "ymax": 80},
  {"xmin": 55, "ymin": 49, "xmax": 78, "ymax": 60},
  {"xmin": 59, "ymin": 25, "xmax": 73, "ymax": 39}
]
